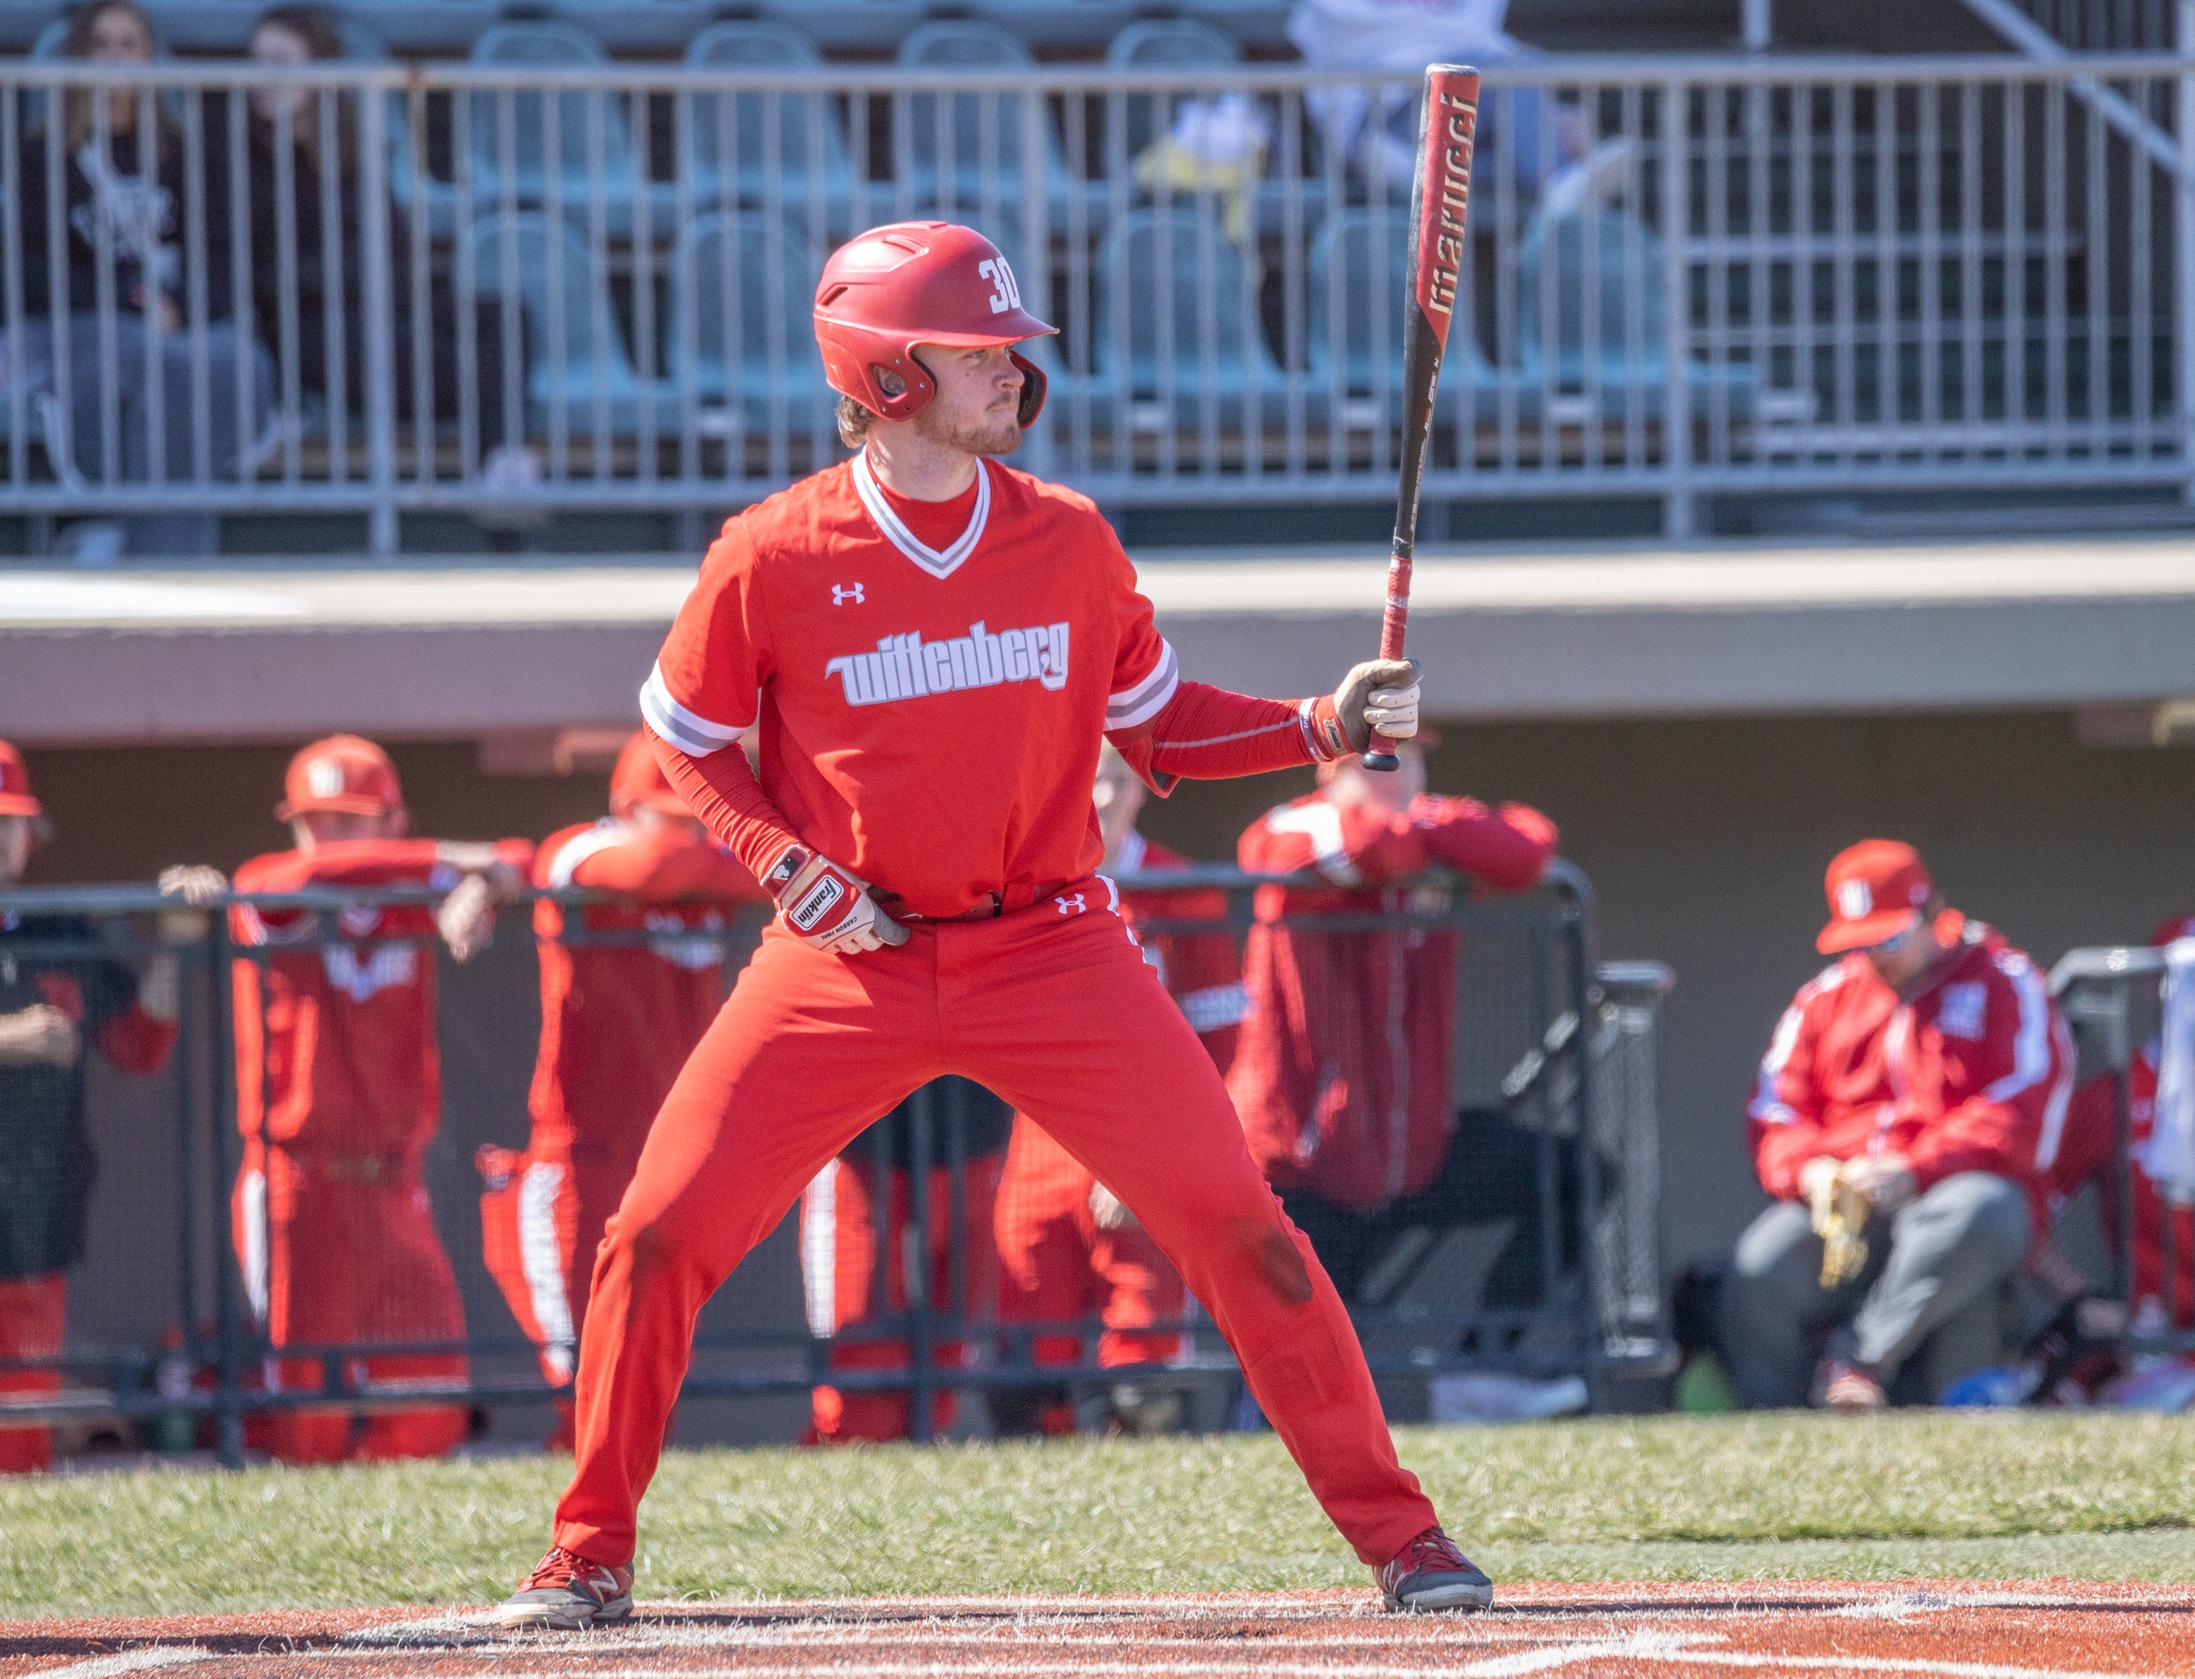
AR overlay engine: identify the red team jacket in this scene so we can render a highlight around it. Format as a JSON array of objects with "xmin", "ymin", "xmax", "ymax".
[
  {"xmin": 528, "ymin": 820, "xmax": 766, "ymax": 1152},
  {"xmin": 1748, "ymin": 915, "xmax": 2074, "ymax": 1227},
  {"xmin": 1227, "ymin": 791, "xmax": 1560, "ymax": 1213},
  {"xmin": 232, "ymin": 838, "xmax": 532, "ymax": 1163}
]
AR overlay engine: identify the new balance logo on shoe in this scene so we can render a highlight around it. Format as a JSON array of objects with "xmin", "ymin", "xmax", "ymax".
[{"xmin": 826, "ymin": 620, "xmax": 1070, "ymax": 708}]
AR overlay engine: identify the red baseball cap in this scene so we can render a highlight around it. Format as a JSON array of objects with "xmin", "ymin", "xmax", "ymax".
[
  {"xmin": 1818, "ymin": 839, "xmax": 1934, "ymax": 954},
  {"xmin": 0, "ymin": 739, "xmax": 39, "ymax": 818},
  {"xmin": 608, "ymin": 731, "xmax": 691, "ymax": 819},
  {"xmin": 276, "ymin": 734, "xmax": 403, "ymax": 821}
]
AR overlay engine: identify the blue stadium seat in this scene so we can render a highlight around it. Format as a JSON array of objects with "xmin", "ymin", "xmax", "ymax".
[
  {"xmin": 680, "ymin": 23, "xmax": 858, "ymax": 226},
  {"xmin": 1515, "ymin": 205, "xmax": 1757, "ymax": 427},
  {"xmin": 893, "ymin": 21, "xmax": 1076, "ymax": 222},
  {"xmin": 464, "ymin": 21, "xmax": 644, "ymax": 223},
  {"xmin": 1304, "ymin": 207, "xmax": 1499, "ymax": 430},
  {"xmin": 1090, "ymin": 206, "xmax": 1281, "ymax": 433},
  {"xmin": 464, "ymin": 211, "xmax": 653, "ymax": 440},
  {"xmin": 664, "ymin": 208, "xmax": 833, "ymax": 437},
  {"xmin": 1105, "ymin": 17, "xmax": 1241, "ymax": 167}
]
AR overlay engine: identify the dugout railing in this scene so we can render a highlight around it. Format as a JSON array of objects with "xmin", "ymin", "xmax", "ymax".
[
  {"xmin": 2049, "ymin": 942, "xmax": 2195, "ymax": 1349},
  {"xmin": 6, "ymin": 51, "xmax": 2195, "ymax": 546},
  {"xmin": 0, "ymin": 862, "xmax": 1669, "ymax": 1461}
]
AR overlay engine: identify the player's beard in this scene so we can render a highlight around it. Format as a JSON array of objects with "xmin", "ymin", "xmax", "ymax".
[{"xmin": 913, "ymin": 398, "xmax": 1023, "ymax": 458}]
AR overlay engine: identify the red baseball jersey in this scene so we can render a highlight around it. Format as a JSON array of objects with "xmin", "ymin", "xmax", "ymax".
[
  {"xmin": 1112, "ymin": 831, "xmax": 1246, "ymax": 1069},
  {"xmin": 528, "ymin": 820, "xmax": 767, "ymax": 1151},
  {"xmin": 1748, "ymin": 915, "xmax": 2074, "ymax": 1219},
  {"xmin": 231, "ymin": 838, "xmax": 530, "ymax": 1158},
  {"xmin": 640, "ymin": 454, "xmax": 1179, "ymax": 919}
]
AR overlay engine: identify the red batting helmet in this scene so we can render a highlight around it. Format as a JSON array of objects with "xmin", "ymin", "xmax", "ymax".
[{"xmin": 814, "ymin": 221, "xmax": 1056, "ymax": 427}]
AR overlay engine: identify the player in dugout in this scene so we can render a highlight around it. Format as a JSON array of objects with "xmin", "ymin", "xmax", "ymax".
[
  {"xmin": 497, "ymin": 219, "xmax": 1491, "ymax": 1629},
  {"xmin": 1726, "ymin": 839, "xmax": 2074, "ymax": 1411},
  {"xmin": 0, "ymin": 740, "xmax": 183, "ymax": 1472},
  {"xmin": 478, "ymin": 732, "xmax": 769, "ymax": 1448},
  {"xmin": 990, "ymin": 741, "xmax": 1245, "ymax": 1439},
  {"xmin": 799, "ymin": 1075, "xmax": 1010, "ymax": 1445},
  {"xmin": 162, "ymin": 736, "xmax": 532, "ymax": 1462},
  {"xmin": 1228, "ymin": 737, "xmax": 1562, "ymax": 1316}
]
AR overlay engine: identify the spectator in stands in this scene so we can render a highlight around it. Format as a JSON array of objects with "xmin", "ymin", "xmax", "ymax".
[
  {"xmin": 799, "ymin": 1077, "xmax": 1010, "ymax": 1444},
  {"xmin": 477, "ymin": 732, "xmax": 766, "ymax": 1446},
  {"xmin": 161, "ymin": 736, "xmax": 530, "ymax": 1462},
  {"xmin": 1228, "ymin": 740, "xmax": 1559, "ymax": 1301},
  {"xmin": 10, "ymin": 0, "xmax": 274, "ymax": 562},
  {"xmin": 0, "ymin": 739, "xmax": 182, "ymax": 1471},
  {"xmin": 990, "ymin": 743, "xmax": 1242, "ymax": 1438},
  {"xmin": 1288, "ymin": 0, "xmax": 1578, "ymax": 202},
  {"xmin": 242, "ymin": 6, "xmax": 543, "ymax": 538},
  {"xmin": 1726, "ymin": 840, "xmax": 2072, "ymax": 1411}
]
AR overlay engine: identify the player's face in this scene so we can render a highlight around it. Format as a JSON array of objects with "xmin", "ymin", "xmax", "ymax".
[
  {"xmin": 0, "ymin": 815, "xmax": 31, "ymax": 887},
  {"xmin": 291, "ymin": 806, "xmax": 406, "ymax": 852},
  {"xmin": 912, "ymin": 343, "xmax": 1025, "ymax": 457},
  {"xmin": 1324, "ymin": 746, "xmax": 1426, "ymax": 815},
  {"xmin": 1863, "ymin": 917, "xmax": 1939, "ymax": 988},
  {"xmin": 1091, "ymin": 754, "xmax": 1147, "ymax": 863}
]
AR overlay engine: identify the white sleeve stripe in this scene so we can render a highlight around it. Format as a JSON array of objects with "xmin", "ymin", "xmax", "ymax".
[
  {"xmin": 1982, "ymin": 957, "xmax": 2053, "ymax": 1104},
  {"xmin": 1106, "ymin": 640, "xmax": 1180, "ymax": 728},
  {"xmin": 640, "ymin": 663, "xmax": 746, "ymax": 758},
  {"xmin": 1264, "ymin": 802, "xmax": 1361, "ymax": 887},
  {"xmin": 1748, "ymin": 1000, "xmax": 1809, "ymax": 1124},
  {"xmin": 1154, "ymin": 718, "xmax": 1299, "ymax": 751},
  {"xmin": 2033, "ymin": 1019, "xmax": 2075, "ymax": 1173},
  {"xmin": 1178, "ymin": 981, "xmax": 1250, "ymax": 1033},
  {"xmin": 547, "ymin": 820, "xmax": 629, "ymax": 888}
]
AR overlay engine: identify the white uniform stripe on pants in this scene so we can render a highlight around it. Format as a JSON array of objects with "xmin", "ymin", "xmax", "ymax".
[
  {"xmin": 800, "ymin": 1160, "xmax": 840, "ymax": 1339},
  {"xmin": 519, "ymin": 1161, "xmax": 577, "ymax": 1381}
]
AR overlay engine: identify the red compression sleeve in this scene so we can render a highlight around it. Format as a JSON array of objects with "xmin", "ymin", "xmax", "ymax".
[
  {"xmin": 647, "ymin": 725, "xmax": 802, "ymax": 888},
  {"xmin": 1113, "ymin": 681, "xmax": 1322, "ymax": 791},
  {"xmin": 565, "ymin": 827, "xmax": 767, "ymax": 903}
]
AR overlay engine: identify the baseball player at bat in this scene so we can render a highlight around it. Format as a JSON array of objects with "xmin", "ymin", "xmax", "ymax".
[{"xmin": 495, "ymin": 219, "xmax": 1482, "ymax": 1629}]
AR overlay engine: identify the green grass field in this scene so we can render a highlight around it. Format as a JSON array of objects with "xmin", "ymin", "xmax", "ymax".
[{"xmin": 2, "ymin": 1413, "xmax": 2193, "ymax": 1619}]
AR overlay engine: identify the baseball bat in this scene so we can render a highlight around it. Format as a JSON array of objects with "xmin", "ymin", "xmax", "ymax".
[{"xmin": 1363, "ymin": 65, "xmax": 1479, "ymax": 771}]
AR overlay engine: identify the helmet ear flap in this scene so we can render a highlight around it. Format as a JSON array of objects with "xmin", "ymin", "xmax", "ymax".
[
  {"xmin": 870, "ymin": 352, "xmax": 934, "ymax": 420},
  {"xmin": 1010, "ymin": 351, "xmax": 1047, "ymax": 429}
]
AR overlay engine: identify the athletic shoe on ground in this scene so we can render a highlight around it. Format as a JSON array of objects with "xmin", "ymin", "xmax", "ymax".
[
  {"xmin": 493, "ymin": 1545, "xmax": 634, "ymax": 1630},
  {"xmin": 1376, "ymin": 1525, "xmax": 1494, "ymax": 1612},
  {"xmin": 1820, "ymin": 1360, "xmax": 1887, "ymax": 1412}
]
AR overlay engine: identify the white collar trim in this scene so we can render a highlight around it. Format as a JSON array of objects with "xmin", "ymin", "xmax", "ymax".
[{"xmin": 852, "ymin": 450, "xmax": 992, "ymax": 580}]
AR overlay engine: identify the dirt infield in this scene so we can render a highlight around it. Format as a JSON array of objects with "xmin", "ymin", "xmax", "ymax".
[{"xmin": 5, "ymin": 1582, "xmax": 2195, "ymax": 1678}]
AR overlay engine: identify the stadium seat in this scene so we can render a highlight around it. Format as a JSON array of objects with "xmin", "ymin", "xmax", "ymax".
[
  {"xmin": 680, "ymin": 23, "xmax": 858, "ymax": 227},
  {"xmin": 664, "ymin": 208, "xmax": 834, "ymax": 438},
  {"xmin": 1304, "ymin": 207, "xmax": 1499, "ymax": 430},
  {"xmin": 1515, "ymin": 205, "xmax": 1759, "ymax": 428},
  {"xmin": 1090, "ymin": 206, "xmax": 1282, "ymax": 433},
  {"xmin": 464, "ymin": 21, "xmax": 644, "ymax": 225},
  {"xmin": 464, "ymin": 211, "xmax": 653, "ymax": 440},
  {"xmin": 892, "ymin": 21, "xmax": 1076, "ymax": 223},
  {"xmin": 1104, "ymin": 17, "xmax": 1242, "ymax": 168}
]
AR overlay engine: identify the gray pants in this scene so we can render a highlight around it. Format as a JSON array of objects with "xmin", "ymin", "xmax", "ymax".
[
  {"xmin": 1719, "ymin": 1170, "xmax": 2031, "ymax": 1408},
  {"xmin": 23, "ymin": 314, "xmax": 273, "ymax": 558}
]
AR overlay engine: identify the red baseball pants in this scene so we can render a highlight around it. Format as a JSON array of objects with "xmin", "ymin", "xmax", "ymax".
[
  {"xmin": 996, "ymin": 1115, "xmax": 1185, "ymax": 1371},
  {"xmin": 552, "ymin": 887, "xmax": 1437, "ymax": 1568},
  {"xmin": 0, "ymin": 1273, "xmax": 66, "ymax": 1473},
  {"xmin": 799, "ymin": 1150, "xmax": 1001, "ymax": 1443},
  {"xmin": 236, "ymin": 1151, "xmax": 470, "ymax": 1463}
]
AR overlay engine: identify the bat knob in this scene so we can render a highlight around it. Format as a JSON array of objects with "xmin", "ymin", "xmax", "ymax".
[{"xmin": 1360, "ymin": 749, "xmax": 1401, "ymax": 773}]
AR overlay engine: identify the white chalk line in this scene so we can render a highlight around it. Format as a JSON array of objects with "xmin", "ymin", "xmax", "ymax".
[{"xmin": 26, "ymin": 1650, "xmax": 216, "ymax": 1679}]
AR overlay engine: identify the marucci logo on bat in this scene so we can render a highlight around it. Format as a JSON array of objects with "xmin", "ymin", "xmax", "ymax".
[{"xmin": 825, "ymin": 620, "xmax": 1070, "ymax": 707}]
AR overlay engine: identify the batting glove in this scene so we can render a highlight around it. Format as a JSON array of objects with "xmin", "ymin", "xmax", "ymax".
[
  {"xmin": 1310, "ymin": 658, "xmax": 1420, "ymax": 758},
  {"xmin": 768, "ymin": 847, "xmax": 910, "ymax": 954}
]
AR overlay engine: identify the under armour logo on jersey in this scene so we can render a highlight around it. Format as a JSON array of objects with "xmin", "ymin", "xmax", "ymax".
[
  {"xmin": 832, "ymin": 583, "xmax": 864, "ymax": 606},
  {"xmin": 1055, "ymin": 893, "xmax": 1086, "ymax": 916},
  {"xmin": 826, "ymin": 620, "xmax": 1070, "ymax": 708}
]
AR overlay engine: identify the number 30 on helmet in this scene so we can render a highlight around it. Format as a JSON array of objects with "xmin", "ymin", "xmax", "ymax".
[{"xmin": 813, "ymin": 221, "xmax": 1058, "ymax": 428}]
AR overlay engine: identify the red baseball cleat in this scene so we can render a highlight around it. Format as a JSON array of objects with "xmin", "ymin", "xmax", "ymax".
[
  {"xmin": 1376, "ymin": 1525, "xmax": 1494, "ymax": 1612},
  {"xmin": 1820, "ymin": 1360, "xmax": 1887, "ymax": 1413},
  {"xmin": 493, "ymin": 1545, "xmax": 634, "ymax": 1630}
]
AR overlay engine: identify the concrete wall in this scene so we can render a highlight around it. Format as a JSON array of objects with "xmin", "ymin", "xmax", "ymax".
[{"xmin": 16, "ymin": 705, "xmax": 2192, "ymax": 1286}]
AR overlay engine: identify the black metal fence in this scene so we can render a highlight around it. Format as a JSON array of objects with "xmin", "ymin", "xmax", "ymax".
[{"xmin": 0, "ymin": 861, "xmax": 1671, "ymax": 1463}]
